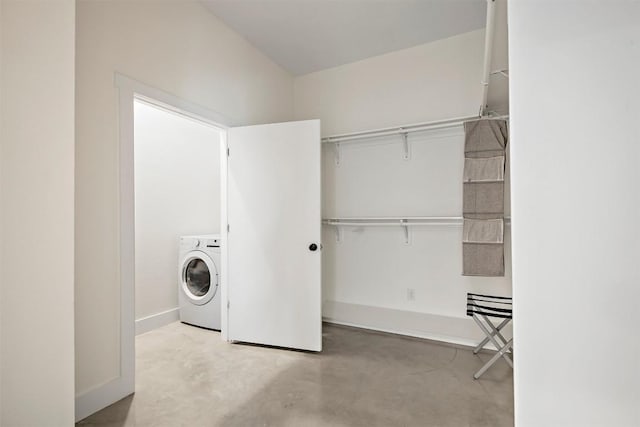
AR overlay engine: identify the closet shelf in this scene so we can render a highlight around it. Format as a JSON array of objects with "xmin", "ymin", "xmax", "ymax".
[
  {"xmin": 322, "ymin": 114, "xmax": 509, "ymax": 165},
  {"xmin": 324, "ymin": 117, "xmax": 470, "ymax": 145},
  {"xmin": 323, "ymin": 216, "xmax": 464, "ymax": 226},
  {"xmin": 322, "ymin": 216, "xmax": 511, "ymax": 244}
]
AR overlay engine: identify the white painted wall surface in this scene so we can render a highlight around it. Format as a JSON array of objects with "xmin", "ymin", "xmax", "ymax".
[
  {"xmin": 294, "ymin": 28, "xmax": 511, "ymax": 344},
  {"xmin": 75, "ymin": 0, "xmax": 293, "ymax": 400},
  {"xmin": 0, "ymin": 0, "xmax": 76, "ymax": 425},
  {"xmin": 509, "ymin": 2, "xmax": 640, "ymax": 426},
  {"xmin": 0, "ymin": 2, "xmax": 3, "ymax": 417},
  {"xmin": 294, "ymin": 30, "xmax": 485, "ymax": 136},
  {"xmin": 134, "ymin": 100, "xmax": 221, "ymax": 323}
]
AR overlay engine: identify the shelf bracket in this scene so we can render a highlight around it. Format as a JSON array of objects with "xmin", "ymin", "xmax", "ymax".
[
  {"xmin": 334, "ymin": 224, "xmax": 343, "ymax": 243},
  {"xmin": 400, "ymin": 219, "xmax": 410, "ymax": 244},
  {"xmin": 333, "ymin": 141, "xmax": 341, "ymax": 166},
  {"xmin": 400, "ymin": 129, "xmax": 410, "ymax": 160},
  {"xmin": 491, "ymin": 69, "xmax": 509, "ymax": 78}
]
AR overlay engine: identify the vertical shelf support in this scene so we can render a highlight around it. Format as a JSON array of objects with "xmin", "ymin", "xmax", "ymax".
[
  {"xmin": 400, "ymin": 129, "xmax": 410, "ymax": 160},
  {"xmin": 333, "ymin": 223, "xmax": 343, "ymax": 243},
  {"xmin": 480, "ymin": 0, "xmax": 497, "ymax": 116},
  {"xmin": 401, "ymin": 219, "xmax": 410, "ymax": 244},
  {"xmin": 333, "ymin": 141, "xmax": 341, "ymax": 166}
]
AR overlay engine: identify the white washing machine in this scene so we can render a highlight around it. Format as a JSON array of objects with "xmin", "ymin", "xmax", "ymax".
[{"xmin": 178, "ymin": 234, "xmax": 221, "ymax": 330}]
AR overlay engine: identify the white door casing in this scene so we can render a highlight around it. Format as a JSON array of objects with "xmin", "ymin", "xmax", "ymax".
[{"xmin": 77, "ymin": 74, "xmax": 231, "ymax": 423}]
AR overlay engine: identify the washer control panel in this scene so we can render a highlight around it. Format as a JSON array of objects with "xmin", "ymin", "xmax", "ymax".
[{"xmin": 180, "ymin": 235, "xmax": 221, "ymax": 250}]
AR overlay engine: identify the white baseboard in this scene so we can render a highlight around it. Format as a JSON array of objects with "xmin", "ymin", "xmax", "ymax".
[
  {"xmin": 75, "ymin": 375, "xmax": 133, "ymax": 422},
  {"xmin": 322, "ymin": 300, "xmax": 511, "ymax": 350},
  {"xmin": 75, "ymin": 308, "xmax": 175, "ymax": 421},
  {"xmin": 135, "ymin": 307, "xmax": 179, "ymax": 336}
]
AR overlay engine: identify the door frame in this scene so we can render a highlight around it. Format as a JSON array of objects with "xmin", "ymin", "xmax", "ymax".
[{"xmin": 76, "ymin": 73, "xmax": 231, "ymax": 422}]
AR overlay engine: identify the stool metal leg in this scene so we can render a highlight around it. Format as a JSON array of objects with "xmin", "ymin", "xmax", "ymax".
[
  {"xmin": 473, "ymin": 317, "xmax": 510, "ymax": 354},
  {"xmin": 482, "ymin": 315, "xmax": 510, "ymax": 348},
  {"xmin": 474, "ymin": 338, "xmax": 513, "ymax": 380},
  {"xmin": 472, "ymin": 315, "xmax": 513, "ymax": 368}
]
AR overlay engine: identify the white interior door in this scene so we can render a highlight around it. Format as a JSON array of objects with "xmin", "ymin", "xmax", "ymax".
[{"xmin": 226, "ymin": 119, "xmax": 322, "ymax": 352}]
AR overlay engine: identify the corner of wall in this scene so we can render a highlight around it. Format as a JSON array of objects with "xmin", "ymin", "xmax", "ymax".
[
  {"xmin": 0, "ymin": 0, "xmax": 4, "ymax": 419},
  {"xmin": 1, "ymin": 0, "xmax": 76, "ymax": 424}
]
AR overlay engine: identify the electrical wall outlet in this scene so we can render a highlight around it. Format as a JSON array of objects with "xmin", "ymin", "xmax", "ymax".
[{"xmin": 407, "ymin": 288, "xmax": 415, "ymax": 301}]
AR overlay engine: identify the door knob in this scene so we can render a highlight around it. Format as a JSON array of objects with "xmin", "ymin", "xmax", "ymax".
[{"xmin": 309, "ymin": 243, "xmax": 319, "ymax": 252}]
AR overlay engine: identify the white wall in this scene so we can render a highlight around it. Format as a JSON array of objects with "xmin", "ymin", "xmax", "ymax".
[
  {"xmin": 134, "ymin": 100, "xmax": 221, "ymax": 325},
  {"xmin": 295, "ymin": 29, "xmax": 484, "ymax": 136},
  {"xmin": 75, "ymin": 0, "xmax": 293, "ymax": 402},
  {"xmin": 294, "ymin": 27, "xmax": 511, "ymax": 345},
  {"xmin": 0, "ymin": 2, "xmax": 3, "ymax": 417},
  {"xmin": 509, "ymin": 2, "xmax": 640, "ymax": 426},
  {"xmin": 0, "ymin": 0, "xmax": 76, "ymax": 425},
  {"xmin": 294, "ymin": 0, "xmax": 509, "ymax": 136}
]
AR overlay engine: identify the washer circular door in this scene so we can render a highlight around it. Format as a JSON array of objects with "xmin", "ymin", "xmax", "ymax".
[{"xmin": 180, "ymin": 251, "xmax": 218, "ymax": 305}]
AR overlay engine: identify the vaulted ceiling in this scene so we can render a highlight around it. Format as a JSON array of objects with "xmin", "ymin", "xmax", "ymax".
[{"xmin": 202, "ymin": 0, "xmax": 487, "ymax": 75}]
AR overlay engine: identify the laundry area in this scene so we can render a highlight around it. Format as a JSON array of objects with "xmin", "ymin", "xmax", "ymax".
[
  {"xmin": 134, "ymin": 100, "xmax": 223, "ymax": 333},
  {"xmin": 2, "ymin": 0, "xmax": 638, "ymax": 426}
]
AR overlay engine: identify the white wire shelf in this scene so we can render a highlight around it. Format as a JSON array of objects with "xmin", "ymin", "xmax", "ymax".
[
  {"xmin": 322, "ymin": 216, "xmax": 511, "ymax": 244},
  {"xmin": 324, "ymin": 216, "xmax": 463, "ymax": 226},
  {"xmin": 321, "ymin": 115, "xmax": 508, "ymax": 165},
  {"xmin": 322, "ymin": 116, "xmax": 476, "ymax": 145}
]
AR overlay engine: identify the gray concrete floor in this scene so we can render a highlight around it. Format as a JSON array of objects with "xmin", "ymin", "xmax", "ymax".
[{"xmin": 78, "ymin": 322, "xmax": 513, "ymax": 427}]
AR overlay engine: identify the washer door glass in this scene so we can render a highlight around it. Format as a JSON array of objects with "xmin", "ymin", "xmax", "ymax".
[{"xmin": 184, "ymin": 258, "xmax": 210, "ymax": 297}]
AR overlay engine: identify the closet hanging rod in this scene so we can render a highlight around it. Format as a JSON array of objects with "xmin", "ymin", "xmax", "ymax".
[
  {"xmin": 323, "ymin": 217, "xmax": 511, "ymax": 226},
  {"xmin": 323, "ymin": 216, "xmax": 511, "ymax": 243},
  {"xmin": 322, "ymin": 114, "xmax": 508, "ymax": 144},
  {"xmin": 325, "ymin": 216, "xmax": 462, "ymax": 222}
]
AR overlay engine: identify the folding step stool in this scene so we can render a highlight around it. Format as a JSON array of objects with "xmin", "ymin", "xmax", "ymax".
[{"xmin": 466, "ymin": 293, "xmax": 513, "ymax": 379}]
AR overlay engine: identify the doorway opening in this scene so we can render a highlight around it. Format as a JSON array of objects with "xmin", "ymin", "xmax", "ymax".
[
  {"xmin": 102, "ymin": 75, "xmax": 231, "ymax": 420},
  {"xmin": 97, "ymin": 74, "xmax": 321, "ymax": 423},
  {"xmin": 133, "ymin": 99, "xmax": 223, "ymax": 335}
]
